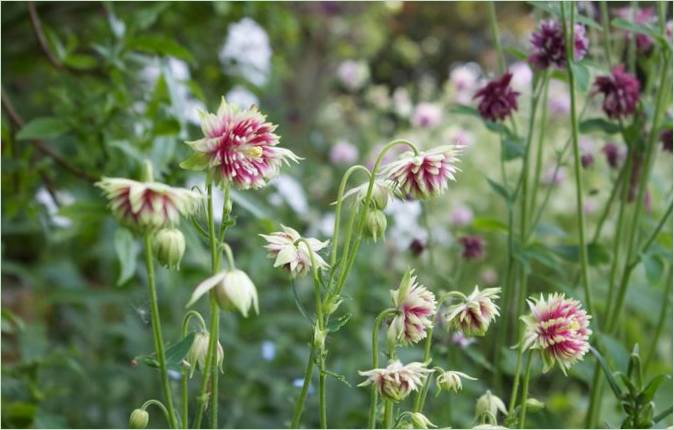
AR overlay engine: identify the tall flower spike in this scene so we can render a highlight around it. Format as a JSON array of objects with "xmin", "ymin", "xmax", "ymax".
[
  {"xmin": 358, "ymin": 360, "xmax": 432, "ymax": 402},
  {"xmin": 593, "ymin": 65, "xmax": 641, "ymax": 119},
  {"xmin": 186, "ymin": 269, "xmax": 259, "ymax": 317},
  {"xmin": 259, "ymin": 225, "xmax": 329, "ymax": 277},
  {"xmin": 183, "ymin": 97, "xmax": 300, "ymax": 189},
  {"xmin": 96, "ymin": 178, "xmax": 201, "ymax": 232},
  {"xmin": 380, "ymin": 146, "xmax": 461, "ymax": 200},
  {"xmin": 445, "ymin": 286, "xmax": 501, "ymax": 336},
  {"xmin": 529, "ymin": 20, "xmax": 589, "ymax": 69},
  {"xmin": 473, "ymin": 72, "xmax": 520, "ymax": 122},
  {"xmin": 522, "ymin": 293, "xmax": 592, "ymax": 375},
  {"xmin": 387, "ymin": 270, "xmax": 437, "ymax": 345}
]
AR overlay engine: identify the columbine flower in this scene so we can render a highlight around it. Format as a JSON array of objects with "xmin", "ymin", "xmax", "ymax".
[
  {"xmin": 259, "ymin": 225, "xmax": 329, "ymax": 277},
  {"xmin": 602, "ymin": 142, "xmax": 626, "ymax": 169},
  {"xmin": 661, "ymin": 128, "xmax": 672, "ymax": 153},
  {"xmin": 183, "ymin": 97, "xmax": 300, "ymax": 189},
  {"xmin": 529, "ymin": 20, "xmax": 589, "ymax": 69},
  {"xmin": 475, "ymin": 390, "xmax": 507, "ymax": 424},
  {"xmin": 96, "ymin": 178, "xmax": 201, "ymax": 232},
  {"xmin": 509, "ymin": 62, "xmax": 533, "ymax": 93},
  {"xmin": 153, "ymin": 228, "xmax": 186, "ymax": 270},
  {"xmin": 381, "ymin": 146, "xmax": 461, "ymax": 200},
  {"xmin": 408, "ymin": 412, "xmax": 437, "ymax": 429},
  {"xmin": 445, "ymin": 286, "xmax": 501, "ymax": 336},
  {"xmin": 593, "ymin": 65, "xmax": 641, "ymax": 119},
  {"xmin": 449, "ymin": 64, "xmax": 480, "ymax": 104},
  {"xmin": 340, "ymin": 179, "xmax": 394, "ymax": 210},
  {"xmin": 459, "ymin": 235, "xmax": 485, "ymax": 260},
  {"xmin": 473, "ymin": 72, "xmax": 519, "ymax": 122},
  {"xmin": 387, "ymin": 270, "xmax": 437, "ymax": 345},
  {"xmin": 522, "ymin": 293, "xmax": 592, "ymax": 374},
  {"xmin": 185, "ymin": 331, "xmax": 224, "ymax": 377},
  {"xmin": 186, "ymin": 269, "xmax": 259, "ymax": 317},
  {"xmin": 436, "ymin": 370, "xmax": 477, "ymax": 393},
  {"xmin": 580, "ymin": 137, "xmax": 595, "ymax": 168},
  {"xmin": 358, "ymin": 360, "xmax": 432, "ymax": 402}
]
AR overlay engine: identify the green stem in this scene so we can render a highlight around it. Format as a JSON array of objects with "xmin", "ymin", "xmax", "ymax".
[
  {"xmin": 528, "ymin": 73, "xmax": 550, "ymax": 222},
  {"xmin": 181, "ymin": 311, "xmax": 208, "ymax": 428},
  {"xmin": 487, "ymin": 2, "xmax": 506, "ymax": 73},
  {"xmin": 518, "ymin": 351, "xmax": 534, "ymax": 429},
  {"xmin": 599, "ymin": 1, "xmax": 613, "ymax": 67},
  {"xmin": 383, "ymin": 401, "xmax": 393, "ymax": 429},
  {"xmin": 290, "ymin": 347, "xmax": 316, "ymax": 429},
  {"xmin": 142, "ymin": 399, "xmax": 173, "ymax": 426},
  {"xmin": 644, "ymin": 267, "xmax": 672, "ymax": 372},
  {"xmin": 508, "ymin": 341, "xmax": 525, "ymax": 415},
  {"xmin": 367, "ymin": 309, "xmax": 397, "ymax": 429},
  {"xmin": 413, "ymin": 328, "xmax": 433, "ymax": 412},
  {"xmin": 143, "ymin": 233, "xmax": 179, "ymax": 428}
]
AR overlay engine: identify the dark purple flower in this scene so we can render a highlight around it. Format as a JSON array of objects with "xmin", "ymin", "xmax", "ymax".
[
  {"xmin": 581, "ymin": 153, "xmax": 595, "ymax": 169},
  {"xmin": 473, "ymin": 73, "xmax": 519, "ymax": 122},
  {"xmin": 661, "ymin": 128, "xmax": 672, "ymax": 153},
  {"xmin": 409, "ymin": 238, "xmax": 426, "ymax": 257},
  {"xmin": 594, "ymin": 66, "xmax": 641, "ymax": 119},
  {"xmin": 459, "ymin": 235, "xmax": 485, "ymax": 261},
  {"xmin": 602, "ymin": 142, "xmax": 625, "ymax": 169},
  {"xmin": 529, "ymin": 20, "xmax": 589, "ymax": 69}
]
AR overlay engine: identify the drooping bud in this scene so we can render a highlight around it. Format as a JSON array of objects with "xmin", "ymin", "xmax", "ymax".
[
  {"xmin": 435, "ymin": 370, "xmax": 477, "ymax": 393},
  {"xmin": 366, "ymin": 209, "xmax": 387, "ymax": 242},
  {"xmin": 409, "ymin": 412, "xmax": 437, "ymax": 429},
  {"xmin": 475, "ymin": 390, "xmax": 507, "ymax": 424},
  {"xmin": 526, "ymin": 398, "xmax": 545, "ymax": 412},
  {"xmin": 129, "ymin": 409, "xmax": 149, "ymax": 429},
  {"xmin": 187, "ymin": 269, "xmax": 259, "ymax": 318},
  {"xmin": 185, "ymin": 331, "xmax": 224, "ymax": 377},
  {"xmin": 153, "ymin": 228, "xmax": 186, "ymax": 270}
]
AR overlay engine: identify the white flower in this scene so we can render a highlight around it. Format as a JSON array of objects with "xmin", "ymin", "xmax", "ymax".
[
  {"xmin": 225, "ymin": 85, "xmax": 259, "ymax": 109},
  {"xmin": 358, "ymin": 360, "xmax": 432, "ymax": 402},
  {"xmin": 219, "ymin": 18, "xmax": 272, "ymax": 86},
  {"xmin": 187, "ymin": 269, "xmax": 259, "ymax": 317},
  {"xmin": 475, "ymin": 390, "xmax": 507, "ymax": 423},
  {"xmin": 435, "ymin": 370, "xmax": 477, "ymax": 393},
  {"xmin": 408, "ymin": 412, "xmax": 437, "ymax": 429},
  {"xmin": 259, "ymin": 225, "xmax": 329, "ymax": 277},
  {"xmin": 185, "ymin": 331, "xmax": 224, "ymax": 377},
  {"xmin": 336, "ymin": 59, "xmax": 370, "ymax": 91}
]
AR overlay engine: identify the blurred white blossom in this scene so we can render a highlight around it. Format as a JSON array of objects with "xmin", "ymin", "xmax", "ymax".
[
  {"xmin": 225, "ymin": 85, "xmax": 259, "ymax": 109},
  {"xmin": 336, "ymin": 60, "xmax": 370, "ymax": 91},
  {"xmin": 219, "ymin": 18, "xmax": 272, "ymax": 86}
]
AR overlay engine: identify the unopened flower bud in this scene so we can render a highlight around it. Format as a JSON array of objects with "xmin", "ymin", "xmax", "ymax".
[
  {"xmin": 153, "ymin": 228, "xmax": 186, "ymax": 270},
  {"xmin": 371, "ymin": 180, "xmax": 391, "ymax": 210},
  {"xmin": 366, "ymin": 210, "xmax": 387, "ymax": 241},
  {"xmin": 526, "ymin": 398, "xmax": 545, "ymax": 412},
  {"xmin": 186, "ymin": 331, "xmax": 224, "ymax": 378},
  {"xmin": 323, "ymin": 295, "xmax": 343, "ymax": 316},
  {"xmin": 475, "ymin": 390, "xmax": 507, "ymax": 423},
  {"xmin": 313, "ymin": 324, "xmax": 326, "ymax": 350},
  {"xmin": 129, "ymin": 409, "xmax": 149, "ymax": 429},
  {"xmin": 409, "ymin": 412, "xmax": 437, "ymax": 429}
]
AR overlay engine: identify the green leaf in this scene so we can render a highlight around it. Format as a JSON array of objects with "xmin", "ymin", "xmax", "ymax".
[
  {"xmin": 527, "ymin": 2, "xmax": 561, "ymax": 18},
  {"xmin": 326, "ymin": 313, "xmax": 352, "ymax": 333},
  {"xmin": 570, "ymin": 62, "xmax": 590, "ymax": 93},
  {"xmin": 165, "ymin": 332, "xmax": 196, "ymax": 369},
  {"xmin": 575, "ymin": 15, "xmax": 602, "ymax": 31},
  {"xmin": 16, "ymin": 117, "xmax": 70, "ymax": 140},
  {"xmin": 505, "ymin": 47, "xmax": 528, "ymax": 61},
  {"xmin": 127, "ymin": 35, "xmax": 195, "ymax": 64},
  {"xmin": 114, "ymin": 228, "xmax": 138, "ymax": 286},
  {"xmin": 451, "ymin": 105, "xmax": 480, "ymax": 117},
  {"xmin": 179, "ymin": 152, "xmax": 210, "ymax": 171},
  {"xmin": 486, "ymin": 178, "xmax": 511, "ymax": 203},
  {"xmin": 579, "ymin": 118, "xmax": 621, "ymax": 135},
  {"xmin": 63, "ymin": 53, "xmax": 98, "ymax": 70},
  {"xmin": 590, "ymin": 346, "xmax": 624, "ymax": 398},
  {"xmin": 551, "ymin": 242, "xmax": 610, "ymax": 266},
  {"xmin": 153, "ymin": 118, "xmax": 181, "ymax": 136},
  {"xmin": 640, "ymin": 252, "xmax": 666, "ymax": 285},
  {"xmin": 638, "ymin": 374, "xmax": 670, "ymax": 404},
  {"xmin": 502, "ymin": 136, "xmax": 525, "ymax": 160},
  {"xmin": 485, "ymin": 120, "xmax": 510, "ymax": 135},
  {"xmin": 472, "ymin": 217, "xmax": 508, "ymax": 233}
]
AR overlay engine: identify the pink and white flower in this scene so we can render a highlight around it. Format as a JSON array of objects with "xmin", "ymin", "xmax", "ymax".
[
  {"xmin": 184, "ymin": 97, "xmax": 300, "ymax": 189},
  {"xmin": 522, "ymin": 293, "xmax": 592, "ymax": 374},
  {"xmin": 411, "ymin": 103, "xmax": 443, "ymax": 128},
  {"xmin": 381, "ymin": 146, "xmax": 461, "ymax": 200},
  {"xmin": 445, "ymin": 286, "xmax": 501, "ymax": 336},
  {"xmin": 96, "ymin": 178, "xmax": 201, "ymax": 231},
  {"xmin": 388, "ymin": 270, "xmax": 437, "ymax": 345},
  {"xmin": 358, "ymin": 360, "xmax": 432, "ymax": 402},
  {"xmin": 259, "ymin": 225, "xmax": 329, "ymax": 277}
]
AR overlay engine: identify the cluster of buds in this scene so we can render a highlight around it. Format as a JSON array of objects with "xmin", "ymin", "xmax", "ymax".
[{"xmin": 152, "ymin": 228, "xmax": 186, "ymax": 270}]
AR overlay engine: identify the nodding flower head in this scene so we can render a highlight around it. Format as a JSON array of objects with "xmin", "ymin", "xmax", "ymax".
[
  {"xmin": 185, "ymin": 331, "xmax": 224, "ymax": 378},
  {"xmin": 475, "ymin": 390, "xmax": 507, "ymax": 425},
  {"xmin": 183, "ymin": 97, "xmax": 300, "ymax": 189},
  {"xmin": 387, "ymin": 270, "xmax": 437, "ymax": 345},
  {"xmin": 593, "ymin": 65, "xmax": 641, "ymax": 119},
  {"xmin": 522, "ymin": 293, "xmax": 592, "ymax": 374},
  {"xmin": 187, "ymin": 269, "xmax": 259, "ymax": 317},
  {"xmin": 445, "ymin": 286, "xmax": 501, "ymax": 337},
  {"xmin": 380, "ymin": 146, "xmax": 461, "ymax": 200},
  {"xmin": 358, "ymin": 360, "xmax": 432, "ymax": 402},
  {"xmin": 259, "ymin": 225, "xmax": 329, "ymax": 277},
  {"xmin": 529, "ymin": 20, "xmax": 589, "ymax": 69},
  {"xmin": 96, "ymin": 178, "xmax": 201, "ymax": 232},
  {"xmin": 435, "ymin": 370, "xmax": 477, "ymax": 394},
  {"xmin": 473, "ymin": 72, "xmax": 520, "ymax": 122}
]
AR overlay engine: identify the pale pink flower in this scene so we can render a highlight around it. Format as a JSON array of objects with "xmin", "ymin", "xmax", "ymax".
[
  {"xmin": 451, "ymin": 205, "xmax": 474, "ymax": 227},
  {"xmin": 381, "ymin": 146, "xmax": 461, "ymax": 200},
  {"xmin": 451, "ymin": 331, "xmax": 475, "ymax": 348},
  {"xmin": 509, "ymin": 62, "xmax": 533, "ymax": 93},
  {"xmin": 184, "ymin": 97, "xmax": 300, "ymax": 189},
  {"xmin": 336, "ymin": 60, "xmax": 370, "ymax": 91},
  {"xmin": 358, "ymin": 360, "xmax": 432, "ymax": 402},
  {"xmin": 541, "ymin": 165, "xmax": 566, "ymax": 186},
  {"xmin": 522, "ymin": 293, "xmax": 592, "ymax": 374},
  {"xmin": 259, "ymin": 225, "xmax": 329, "ymax": 277},
  {"xmin": 445, "ymin": 286, "xmax": 501, "ymax": 336},
  {"xmin": 96, "ymin": 178, "xmax": 201, "ymax": 231},
  {"xmin": 449, "ymin": 64, "xmax": 480, "ymax": 104},
  {"xmin": 388, "ymin": 270, "xmax": 437, "ymax": 345},
  {"xmin": 412, "ymin": 103, "xmax": 443, "ymax": 128},
  {"xmin": 446, "ymin": 127, "xmax": 475, "ymax": 149},
  {"xmin": 330, "ymin": 140, "xmax": 359, "ymax": 165}
]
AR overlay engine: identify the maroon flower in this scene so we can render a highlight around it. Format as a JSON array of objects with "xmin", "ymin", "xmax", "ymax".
[
  {"xmin": 459, "ymin": 235, "xmax": 485, "ymax": 260},
  {"xmin": 473, "ymin": 73, "xmax": 519, "ymax": 122},
  {"xmin": 593, "ymin": 66, "xmax": 641, "ymax": 119},
  {"xmin": 581, "ymin": 153, "xmax": 594, "ymax": 169},
  {"xmin": 661, "ymin": 128, "xmax": 672, "ymax": 153},
  {"xmin": 602, "ymin": 142, "xmax": 626, "ymax": 169},
  {"xmin": 529, "ymin": 20, "xmax": 589, "ymax": 69}
]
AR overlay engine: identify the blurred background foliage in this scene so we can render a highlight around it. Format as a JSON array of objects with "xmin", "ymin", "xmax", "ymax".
[{"xmin": 1, "ymin": 1, "xmax": 671, "ymax": 428}]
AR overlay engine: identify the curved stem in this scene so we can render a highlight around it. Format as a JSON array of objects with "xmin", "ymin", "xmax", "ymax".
[
  {"xmin": 644, "ymin": 267, "xmax": 672, "ymax": 372},
  {"xmin": 219, "ymin": 242, "xmax": 236, "ymax": 270},
  {"xmin": 518, "ymin": 351, "xmax": 534, "ymax": 429},
  {"xmin": 367, "ymin": 309, "xmax": 398, "ymax": 429},
  {"xmin": 413, "ymin": 328, "xmax": 433, "ymax": 413},
  {"xmin": 143, "ymin": 233, "xmax": 179, "ymax": 429},
  {"xmin": 142, "ymin": 399, "xmax": 173, "ymax": 426}
]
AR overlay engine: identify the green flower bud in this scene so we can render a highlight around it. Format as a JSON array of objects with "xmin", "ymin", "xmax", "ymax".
[
  {"xmin": 409, "ymin": 412, "xmax": 436, "ymax": 429},
  {"xmin": 185, "ymin": 331, "xmax": 224, "ymax": 378},
  {"xmin": 525, "ymin": 398, "xmax": 545, "ymax": 412},
  {"xmin": 365, "ymin": 209, "xmax": 387, "ymax": 242},
  {"xmin": 129, "ymin": 409, "xmax": 149, "ymax": 429},
  {"xmin": 153, "ymin": 228, "xmax": 186, "ymax": 270},
  {"xmin": 371, "ymin": 180, "xmax": 392, "ymax": 210}
]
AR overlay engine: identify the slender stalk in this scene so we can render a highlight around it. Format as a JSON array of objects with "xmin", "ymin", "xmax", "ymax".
[
  {"xmin": 413, "ymin": 328, "xmax": 433, "ymax": 412},
  {"xmin": 143, "ymin": 233, "xmax": 179, "ymax": 429},
  {"xmin": 508, "ymin": 339, "xmax": 525, "ymax": 415},
  {"xmin": 367, "ymin": 309, "xmax": 397, "ymax": 429},
  {"xmin": 644, "ymin": 267, "xmax": 672, "ymax": 372},
  {"xmin": 518, "ymin": 351, "xmax": 534, "ymax": 429},
  {"xmin": 488, "ymin": 2, "xmax": 506, "ymax": 73},
  {"xmin": 181, "ymin": 311, "xmax": 208, "ymax": 428},
  {"xmin": 599, "ymin": 1, "xmax": 613, "ymax": 67},
  {"xmin": 290, "ymin": 348, "xmax": 316, "ymax": 429},
  {"xmin": 383, "ymin": 401, "xmax": 393, "ymax": 429},
  {"xmin": 141, "ymin": 399, "xmax": 173, "ymax": 426},
  {"xmin": 528, "ymin": 73, "xmax": 550, "ymax": 221}
]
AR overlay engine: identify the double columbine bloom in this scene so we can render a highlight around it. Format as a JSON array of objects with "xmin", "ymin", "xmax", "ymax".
[
  {"xmin": 186, "ymin": 269, "xmax": 259, "ymax": 317},
  {"xmin": 358, "ymin": 360, "xmax": 432, "ymax": 402},
  {"xmin": 435, "ymin": 370, "xmax": 476, "ymax": 394},
  {"xmin": 387, "ymin": 270, "xmax": 437, "ymax": 345},
  {"xmin": 96, "ymin": 178, "xmax": 201, "ymax": 231},
  {"xmin": 521, "ymin": 293, "xmax": 591, "ymax": 374},
  {"xmin": 529, "ymin": 20, "xmax": 589, "ymax": 69},
  {"xmin": 260, "ymin": 225, "xmax": 329, "ymax": 277},
  {"xmin": 473, "ymin": 73, "xmax": 520, "ymax": 122},
  {"xmin": 182, "ymin": 97, "xmax": 300, "ymax": 189},
  {"xmin": 593, "ymin": 65, "xmax": 641, "ymax": 119},
  {"xmin": 380, "ymin": 146, "xmax": 460, "ymax": 200},
  {"xmin": 445, "ymin": 286, "xmax": 501, "ymax": 336}
]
